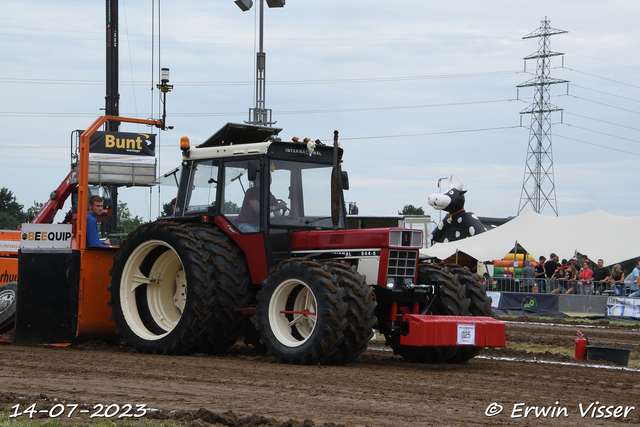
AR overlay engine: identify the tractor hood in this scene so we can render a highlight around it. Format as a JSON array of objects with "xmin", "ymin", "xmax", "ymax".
[{"xmin": 291, "ymin": 228, "xmax": 423, "ymax": 251}]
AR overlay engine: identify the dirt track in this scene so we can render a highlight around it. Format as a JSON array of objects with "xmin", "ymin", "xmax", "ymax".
[{"xmin": 2, "ymin": 318, "xmax": 640, "ymax": 427}]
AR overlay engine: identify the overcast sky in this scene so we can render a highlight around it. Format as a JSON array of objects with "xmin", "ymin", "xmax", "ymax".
[{"xmin": 1, "ymin": 0, "xmax": 639, "ymax": 224}]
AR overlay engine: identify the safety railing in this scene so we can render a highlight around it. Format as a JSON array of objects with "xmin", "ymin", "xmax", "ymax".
[{"xmin": 485, "ymin": 278, "xmax": 635, "ymax": 296}]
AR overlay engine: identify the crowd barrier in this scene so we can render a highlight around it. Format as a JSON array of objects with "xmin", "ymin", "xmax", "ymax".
[{"xmin": 487, "ymin": 278, "xmax": 634, "ymax": 296}]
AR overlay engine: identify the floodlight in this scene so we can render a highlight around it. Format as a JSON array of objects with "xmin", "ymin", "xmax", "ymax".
[
  {"xmin": 266, "ymin": 0, "xmax": 285, "ymax": 7},
  {"xmin": 234, "ymin": 0, "xmax": 253, "ymax": 11}
]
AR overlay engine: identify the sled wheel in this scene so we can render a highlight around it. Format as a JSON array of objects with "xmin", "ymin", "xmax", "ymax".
[
  {"xmin": 384, "ymin": 264, "xmax": 470, "ymax": 363},
  {"xmin": 0, "ymin": 282, "xmax": 17, "ymax": 334},
  {"xmin": 109, "ymin": 221, "xmax": 250, "ymax": 354},
  {"xmin": 325, "ymin": 261, "xmax": 377, "ymax": 364},
  {"xmin": 256, "ymin": 258, "xmax": 347, "ymax": 364},
  {"xmin": 447, "ymin": 264, "xmax": 492, "ymax": 363}
]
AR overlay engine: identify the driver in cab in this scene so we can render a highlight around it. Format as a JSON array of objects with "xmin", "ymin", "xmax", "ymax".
[{"xmin": 236, "ymin": 174, "xmax": 286, "ymax": 233}]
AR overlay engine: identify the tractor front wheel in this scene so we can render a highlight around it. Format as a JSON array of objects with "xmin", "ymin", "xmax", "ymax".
[{"xmin": 256, "ymin": 258, "xmax": 347, "ymax": 364}]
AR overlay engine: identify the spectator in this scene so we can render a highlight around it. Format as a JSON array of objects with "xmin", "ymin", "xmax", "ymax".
[
  {"xmin": 545, "ymin": 253, "xmax": 559, "ymax": 292},
  {"xmin": 579, "ymin": 261, "xmax": 594, "ymax": 295},
  {"xmin": 629, "ymin": 261, "xmax": 640, "ymax": 298},
  {"xmin": 592, "ymin": 259, "xmax": 610, "ymax": 295},
  {"xmin": 535, "ymin": 256, "xmax": 547, "ymax": 292},
  {"xmin": 581, "ymin": 254, "xmax": 590, "ymax": 266},
  {"xmin": 87, "ymin": 195, "xmax": 111, "ymax": 248},
  {"xmin": 580, "ymin": 261, "xmax": 593, "ymax": 285},
  {"xmin": 611, "ymin": 264, "xmax": 625, "ymax": 296},
  {"xmin": 570, "ymin": 256, "xmax": 581, "ymax": 273},
  {"xmin": 564, "ymin": 265, "xmax": 579, "ymax": 294},
  {"xmin": 544, "ymin": 253, "xmax": 559, "ymax": 279},
  {"xmin": 550, "ymin": 266, "xmax": 567, "ymax": 294},
  {"xmin": 521, "ymin": 259, "xmax": 536, "ymax": 292}
]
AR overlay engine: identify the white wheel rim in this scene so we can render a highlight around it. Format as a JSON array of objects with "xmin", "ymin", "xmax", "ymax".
[
  {"xmin": 269, "ymin": 279, "xmax": 318, "ymax": 347},
  {"xmin": 0, "ymin": 289, "xmax": 15, "ymax": 312},
  {"xmin": 120, "ymin": 240, "xmax": 186, "ymax": 340}
]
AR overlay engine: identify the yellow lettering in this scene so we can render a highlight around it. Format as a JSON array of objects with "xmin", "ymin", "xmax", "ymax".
[
  {"xmin": 28, "ymin": 232, "xmax": 34, "ymax": 240},
  {"xmin": 116, "ymin": 138, "xmax": 124, "ymax": 149},
  {"xmin": 126, "ymin": 138, "xmax": 136, "ymax": 149},
  {"xmin": 105, "ymin": 134, "xmax": 115, "ymax": 148},
  {"xmin": 136, "ymin": 136, "xmax": 142, "ymax": 150}
]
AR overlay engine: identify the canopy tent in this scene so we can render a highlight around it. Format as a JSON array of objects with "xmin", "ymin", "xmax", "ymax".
[{"xmin": 421, "ymin": 209, "xmax": 640, "ymax": 265}]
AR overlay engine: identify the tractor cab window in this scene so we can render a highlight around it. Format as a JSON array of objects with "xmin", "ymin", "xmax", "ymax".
[
  {"xmin": 223, "ymin": 160, "xmax": 257, "ymax": 233},
  {"xmin": 269, "ymin": 160, "xmax": 342, "ymax": 229},
  {"xmin": 184, "ymin": 160, "xmax": 218, "ymax": 214}
]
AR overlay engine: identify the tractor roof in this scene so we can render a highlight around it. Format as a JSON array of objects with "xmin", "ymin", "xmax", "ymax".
[{"xmin": 197, "ymin": 122, "xmax": 282, "ymax": 148}]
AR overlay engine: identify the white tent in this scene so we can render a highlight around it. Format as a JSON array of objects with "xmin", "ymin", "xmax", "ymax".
[{"xmin": 421, "ymin": 209, "xmax": 640, "ymax": 265}]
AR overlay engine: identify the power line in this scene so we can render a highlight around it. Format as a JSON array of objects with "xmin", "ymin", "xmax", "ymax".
[
  {"xmin": 563, "ymin": 123, "xmax": 640, "ymax": 145},
  {"xmin": 570, "ymin": 84, "xmax": 640, "ymax": 104},
  {"xmin": 555, "ymin": 134, "xmax": 640, "ymax": 156},
  {"xmin": 565, "ymin": 112, "xmax": 640, "ymax": 132},
  {"xmin": 562, "ymin": 67, "xmax": 640, "ymax": 90},
  {"xmin": 336, "ymin": 125, "xmax": 521, "ymax": 142},
  {"xmin": 0, "ymin": 70, "xmax": 523, "ymax": 87},
  {"xmin": 0, "ymin": 98, "xmax": 526, "ymax": 119},
  {"xmin": 565, "ymin": 95, "xmax": 640, "ymax": 115}
]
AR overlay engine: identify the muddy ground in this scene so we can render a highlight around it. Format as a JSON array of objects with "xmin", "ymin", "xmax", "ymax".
[{"xmin": 1, "ymin": 317, "xmax": 640, "ymax": 427}]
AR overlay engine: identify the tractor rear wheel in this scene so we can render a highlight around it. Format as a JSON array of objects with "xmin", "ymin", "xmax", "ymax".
[
  {"xmin": 447, "ymin": 265, "xmax": 492, "ymax": 363},
  {"xmin": 384, "ymin": 264, "xmax": 470, "ymax": 363},
  {"xmin": 109, "ymin": 222, "xmax": 250, "ymax": 355},
  {"xmin": 0, "ymin": 281, "xmax": 17, "ymax": 334},
  {"xmin": 256, "ymin": 258, "xmax": 347, "ymax": 364},
  {"xmin": 325, "ymin": 261, "xmax": 377, "ymax": 364}
]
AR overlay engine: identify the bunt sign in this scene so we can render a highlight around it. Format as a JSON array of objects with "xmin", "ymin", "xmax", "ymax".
[{"xmin": 89, "ymin": 131, "xmax": 156, "ymax": 164}]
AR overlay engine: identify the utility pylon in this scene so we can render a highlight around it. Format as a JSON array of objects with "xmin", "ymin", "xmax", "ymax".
[{"xmin": 517, "ymin": 17, "xmax": 568, "ymax": 216}]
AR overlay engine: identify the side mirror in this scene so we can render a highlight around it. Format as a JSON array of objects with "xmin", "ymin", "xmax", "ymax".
[
  {"xmin": 341, "ymin": 171, "xmax": 349, "ymax": 190},
  {"xmin": 248, "ymin": 162, "xmax": 258, "ymax": 181}
]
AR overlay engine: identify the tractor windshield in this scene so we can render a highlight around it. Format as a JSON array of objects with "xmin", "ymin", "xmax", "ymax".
[
  {"xmin": 221, "ymin": 158, "xmax": 344, "ymax": 232},
  {"xmin": 268, "ymin": 159, "xmax": 344, "ymax": 229}
]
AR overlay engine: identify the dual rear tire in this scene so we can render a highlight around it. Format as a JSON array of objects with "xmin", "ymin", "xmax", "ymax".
[{"xmin": 109, "ymin": 222, "xmax": 252, "ymax": 355}]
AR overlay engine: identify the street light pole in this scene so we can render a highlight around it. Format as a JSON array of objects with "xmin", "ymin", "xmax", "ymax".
[{"xmin": 235, "ymin": 0, "xmax": 285, "ymax": 126}]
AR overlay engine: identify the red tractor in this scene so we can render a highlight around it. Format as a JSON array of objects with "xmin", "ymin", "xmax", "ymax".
[{"xmin": 108, "ymin": 122, "xmax": 504, "ymax": 364}]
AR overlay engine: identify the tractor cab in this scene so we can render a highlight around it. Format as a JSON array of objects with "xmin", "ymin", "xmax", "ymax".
[{"xmin": 172, "ymin": 123, "xmax": 348, "ymax": 270}]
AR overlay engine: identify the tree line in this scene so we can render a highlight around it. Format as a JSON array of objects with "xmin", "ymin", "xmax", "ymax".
[{"xmin": 0, "ymin": 187, "xmax": 144, "ymax": 234}]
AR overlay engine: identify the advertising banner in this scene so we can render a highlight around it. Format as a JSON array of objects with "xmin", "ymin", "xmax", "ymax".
[
  {"xmin": 498, "ymin": 292, "xmax": 558, "ymax": 311},
  {"xmin": 606, "ymin": 297, "xmax": 640, "ymax": 319},
  {"xmin": 20, "ymin": 224, "xmax": 73, "ymax": 252},
  {"xmin": 89, "ymin": 131, "xmax": 156, "ymax": 164}
]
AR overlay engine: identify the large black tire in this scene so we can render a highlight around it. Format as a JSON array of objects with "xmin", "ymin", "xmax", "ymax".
[
  {"xmin": 256, "ymin": 258, "xmax": 348, "ymax": 365},
  {"xmin": 108, "ymin": 222, "xmax": 251, "ymax": 355},
  {"xmin": 384, "ymin": 264, "xmax": 470, "ymax": 363},
  {"xmin": 0, "ymin": 281, "xmax": 17, "ymax": 334},
  {"xmin": 184, "ymin": 223, "xmax": 255, "ymax": 350},
  {"xmin": 449, "ymin": 265, "xmax": 492, "ymax": 317},
  {"xmin": 325, "ymin": 261, "xmax": 377, "ymax": 364},
  {"xmin": 447, "ymin": 264, "xmax": 492, "ymax": 363}
]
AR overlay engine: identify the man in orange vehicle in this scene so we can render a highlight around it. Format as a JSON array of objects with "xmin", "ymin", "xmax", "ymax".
[{"xmin": 87, "ymin": 195, "xmax": 111, "ymax": 247}]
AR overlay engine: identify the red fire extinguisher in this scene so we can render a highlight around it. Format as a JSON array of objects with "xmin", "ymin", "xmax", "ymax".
[{"xmin": 575, "ymin": 330, "xmax": 588, "ymax": 360}]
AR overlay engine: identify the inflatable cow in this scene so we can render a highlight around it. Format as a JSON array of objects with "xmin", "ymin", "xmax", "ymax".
[{"xmin": 427, "ymin": 176, "xmax": 487, "ymax": 243}]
